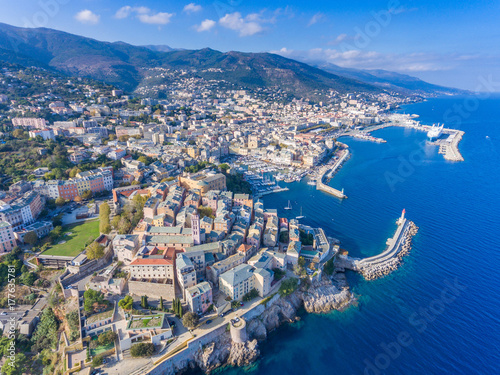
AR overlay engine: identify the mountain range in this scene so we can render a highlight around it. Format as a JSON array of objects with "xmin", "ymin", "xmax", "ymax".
[{"xmin": 0, "ymin": 22, "xmax": 465, "ymax": 98}]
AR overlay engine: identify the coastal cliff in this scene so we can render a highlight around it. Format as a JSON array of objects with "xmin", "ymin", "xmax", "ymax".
[
  {"xmin": 189, "ymin": 270, "xmax": 354, "ymax": 374},
  {"xmin": 193, "ymin": 334, "xmax": 260, "ymax": 373}
]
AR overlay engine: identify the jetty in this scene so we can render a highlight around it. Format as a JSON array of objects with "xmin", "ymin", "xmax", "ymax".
[
  {"xmin": 434, "ymin": 129, "xmax": 465, "ymax": 161},
  {"xmin": 316, "ymin": 148, "xmax": 349, "ymax": 199},
  {"xmin": 337, "ymin": 211, "xmax": 418, "ymax": 280}
]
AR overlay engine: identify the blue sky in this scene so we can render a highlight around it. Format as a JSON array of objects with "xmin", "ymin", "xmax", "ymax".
[{"xmin": 0, "ymin": 0, "xmax": 499, "ymax": 90}]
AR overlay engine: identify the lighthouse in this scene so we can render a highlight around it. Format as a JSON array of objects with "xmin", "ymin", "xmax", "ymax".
[{"xmin": 399, "ymin": 208, "xmax": 406, "ymax": 224}]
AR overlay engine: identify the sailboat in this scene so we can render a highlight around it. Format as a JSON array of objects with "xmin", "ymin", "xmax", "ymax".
[
  {"xmin": 284, "ymin": 200, "xmax": 292, "ymax": 210},
  {"xmin": 296, "ymin": 206, "xmax": 305, "ymax": 219}
]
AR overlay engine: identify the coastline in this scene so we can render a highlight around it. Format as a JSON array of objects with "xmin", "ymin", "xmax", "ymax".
[
  {"xmin": 151, "ymin": 272, "xmax": 355, "ymax": 375},
  {"xmin": 148, "ymin": 213, "xmax": 416, "ymax": 375}
]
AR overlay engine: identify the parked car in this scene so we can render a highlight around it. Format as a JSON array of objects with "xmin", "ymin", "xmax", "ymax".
[{"xmin": 206, "ymin": 320, "xmax": 212, "ymax": 325}]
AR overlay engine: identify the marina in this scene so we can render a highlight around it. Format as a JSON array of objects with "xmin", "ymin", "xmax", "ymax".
[{"xmin": 357, "ymin": 114, "xmax": 466, "ymax": 162}]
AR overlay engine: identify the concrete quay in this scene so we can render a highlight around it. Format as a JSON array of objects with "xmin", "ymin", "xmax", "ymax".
[
  {"xmin": 316, "ymin": 148, "xmax": 349, "ymax": 199},
  {"xmin": 438, "ymin": 130, "xmax": 465, "ymax": 161}
]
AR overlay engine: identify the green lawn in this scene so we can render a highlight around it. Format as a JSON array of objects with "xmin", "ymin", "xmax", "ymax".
[
  {"xmin": 43, "ymin": 220, "xmax": 100, "ymax": 257},
  {"xmin": 90, "ymin": 341, "xmax": 114, "ymax": 357}
]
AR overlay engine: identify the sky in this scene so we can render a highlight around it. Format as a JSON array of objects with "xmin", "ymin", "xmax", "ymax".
[{"xmin": 0, "ymin": 0, "xmax": 499, "ymax": 91}]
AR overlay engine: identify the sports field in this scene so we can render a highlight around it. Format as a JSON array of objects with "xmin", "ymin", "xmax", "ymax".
[{"xmin": 42, "ymin": 219, "xmax": 100, "ymax": 257}]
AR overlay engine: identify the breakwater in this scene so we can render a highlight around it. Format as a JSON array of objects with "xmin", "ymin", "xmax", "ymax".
[
  {"xmin": 338, "ymin": 216, "xmax": 418, "ymax": 280},
  {"xmin": 316, "ymin": 148, "xmax": 349, "ymax": 199}
]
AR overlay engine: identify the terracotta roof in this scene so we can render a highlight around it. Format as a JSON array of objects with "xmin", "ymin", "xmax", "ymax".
[
  {"xmin": 130, "ymin": 258, "xmax": 173, "ymax": 265},
  {"xmin": 237, "ymin": 244, "xmax": 253, "ymax": 253}
]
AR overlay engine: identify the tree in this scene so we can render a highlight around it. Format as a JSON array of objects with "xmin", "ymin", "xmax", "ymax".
[
  {"xmin": 138, "ymin": 156, "xmax": 148, "ymax": 164},
  {"xmin": 31, "ymin": 307, "xmax": 59, "ymax": 351},
  {"xmin": 323, "ymin": 258, "xmax": 335, "ymax": 276},
  {"xmin": 218, "ymin": 163, "xmax": 230, "ymax": 172},
  {"xmin": 100, "ymin": 221, "xmax": 111, "ymax": 235},
  {"xmin": 159, "ymin": 296, "xmax": 164, "ymax": 311},
  {"xmin": 74, "ymin": 196, "xmax": 82, "ymax": 203},
  {"xmin": 97, "ymin": 331, "xmax": 117, "ymax": 346},
  {"xmin": 130, "ymin": 342, "xmax": 155, "ymax": 357},
  {"xmin": 49, "ymin": 226, "xmax": 63, "ymax": 243},
  {"xmin": 86, "ymin": 242, "xmax": 105, "ymax": 260},
  {"xmin": 92, "ymin": 353, "xmax": 104, "ymax": 367},
  {"xmin": 117, "ymin": 216, "xmax": 131, "ymax": 234},
  {"xmin": 69, "ymin": 167, "xmax": 81, "ymax": 178},
  {"xmin": 242, "ymin": 288, "xmax": 259, "ymax": 302},
  {"xmin": 83, "ymin": 289, "xmax": 105, "ymax": 313},
  {"xmin": 12, "ymin": 129, "xmax": 25, "ymax": 139},
  {"xmin": 1, "ymin": 353, "xmax": 28, "ymax": 375},
  {"xmin": 279, "ymin": 231, "xmax": 289, "ymax": 243},
  {"xmin": 23, "ymin": 231, "xmax": 38, "ymax": 246},
  {"xmin": 141, "ymin": 295, "xmax": 148, "ymax": 309},
  {"xmin": 172, "ymin": 298, "xmax": 183, "ymax": 317},
  {"xmin": 182, "ymin": 312, "xmax": 199, "ymax": 328},
  {"xmin": 81, "ymin": 190, "xmax": 93, "ymax": 200},
  {"xmin": 111, "ymin": 215, "xmax": 121, "ymax": 229},
  {"xmin": 20, "ymin": 272, "xmax": 37, "ymax": 286},
  {"xmin": 298, "ymin": 256, "xmax": 306, "ymax": 268},
  {"xmin": 67, "ymin": 311, "xmax": 80, "ymax": 342},
  {"xmin": 118, "ymin": 295, "xmax": 133, "ymax": 310},
  {"xmin": 99, "ymin": 202, "xmax": 111, "ymax": 234},
  {"xmin": 197, "ymin": 206, "xmax": 214, "ymax": 219},
  {"xmin": 99, "ymin": 202, "xmax": 111, "ymax": 218},
  {"xmin": 55, "ymin": 197, "xmax": 66, "ymax": 206},
  {"xmin": 279, "ymin": 278, "xmax": 299, "ymax": 297}
]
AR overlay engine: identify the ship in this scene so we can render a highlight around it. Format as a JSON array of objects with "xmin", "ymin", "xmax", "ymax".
[
  {"xmin": 296, "ymin": 207, "xmax": 305, "ymax": 219},
  {"xmin": 427, "ymin": 123, "xmax": 444, "ymax": 141},
  {"xmin": 284, "ymin": 200, "xmax": 292, "ymax": 210}
]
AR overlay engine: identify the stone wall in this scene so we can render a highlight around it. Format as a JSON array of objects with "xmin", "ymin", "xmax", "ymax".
[{"xmin": 128, "ymin": 280, "xmax": 175, "ymax": 300}]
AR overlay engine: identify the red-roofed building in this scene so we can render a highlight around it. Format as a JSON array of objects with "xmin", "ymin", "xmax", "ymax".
[
  {"xmin": 236, "ymin": 243, "xmax": 257, "ymax": 261},
  {"xmin": 130, "ymin": 246, "xmax": 176, "ymax": 280}
]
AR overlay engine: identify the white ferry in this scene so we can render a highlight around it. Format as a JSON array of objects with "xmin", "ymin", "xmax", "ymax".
[{"xmin": 427, "ymin": 123, "xmax": 444, "ymax": 141}]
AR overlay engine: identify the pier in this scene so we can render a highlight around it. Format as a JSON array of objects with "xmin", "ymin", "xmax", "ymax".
[
  {"xmin": 433, "ymin": 130, "xmax": 464, "ymax": 161},
  {"xmin": 338, "ymin": 212, "xmax": 419, "ymax": 280},
  {"xmin": 316, "ymin": 148, "xmax": 349, "ymax": 199}
]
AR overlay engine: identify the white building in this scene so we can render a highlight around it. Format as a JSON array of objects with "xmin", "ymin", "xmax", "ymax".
[
  {"xmin": 112, "ymin": 234, "xmax": 140, "ymax": 265},
  {"xmin": 219, "ymin": 264, "xmax": 255, "ymax": 301},
  {"xmin": 176, "ymin": 253, "xmax": 197, "ymax": 298}
]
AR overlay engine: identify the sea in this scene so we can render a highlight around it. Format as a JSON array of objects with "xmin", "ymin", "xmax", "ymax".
[{"xmin": 191, "ymin": 96, "xmax": 500, "ymax": 375}]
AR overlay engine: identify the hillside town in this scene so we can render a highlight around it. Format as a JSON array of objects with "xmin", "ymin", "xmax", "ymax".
[{"xmin": 0, "ymin": 63, "xmax": 419, "ymax": 375}]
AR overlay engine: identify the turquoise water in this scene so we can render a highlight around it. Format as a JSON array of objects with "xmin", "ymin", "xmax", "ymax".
[{"xmin": 193, "ymin": 96, "xmax": 500, "ymax": 374}]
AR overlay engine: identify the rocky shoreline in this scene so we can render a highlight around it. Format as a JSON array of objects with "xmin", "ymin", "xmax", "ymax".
[{"xmin": 184, "ymin": 269, "xmax": 355, "ymax": 374}]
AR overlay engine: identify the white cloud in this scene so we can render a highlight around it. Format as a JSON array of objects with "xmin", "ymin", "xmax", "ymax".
[
  {"xmin": 138, "ymin": 12, "xmax": 174, "ymax": 25},
  {"xmin": 272, "ymin": 47, "xmax": 464, "ymax": 73},
  {"xmin": 196, "ymin": 19, "xmax": 216, "ymax": 32},
  {"xmin": 75, "ymin": 10, "xmax": 100, "ymax": 25},
  {"xmin": 114, "ymin": 6, "xmax": 173, "ymax": 25},
  {"xmin": 219, "ymin": 12, "xmax": 263, "ymax": 36},
  {"xmin": 115, "ymin": 6, "xmax": 132, "ymax": 19},
  {"xmin": 183, "ymin": 3, "xmax": 202, "ymax": 14},
  {"xmin": 308, "ymin": 12, "xmax": 324, "ymax": 26}
]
